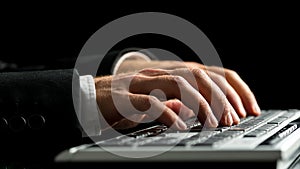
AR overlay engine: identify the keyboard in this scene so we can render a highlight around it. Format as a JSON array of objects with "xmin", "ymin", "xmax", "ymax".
[
  {"xmin": 93, "ymin": 109, "xmax": 300, "ymax": 148},
  {"xmin": 55, "ymin": 109, "xmax": 300, "ymax": 169}
]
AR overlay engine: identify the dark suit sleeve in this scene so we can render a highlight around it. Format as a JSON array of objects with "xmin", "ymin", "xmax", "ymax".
[
  {"xmin": 0, "ymin": 69, "xmax": 83, "ymax": 161},
  {"xmin": 0, "ymin": 49, "xmax": 152, "ymax": 161},
  {"xmin": 98, "ymin": 48, "xmax": 154, "ymax": 76},
  {"xmin": 0, "ymin": 48, "xmax": 147, "ymax": 160}
]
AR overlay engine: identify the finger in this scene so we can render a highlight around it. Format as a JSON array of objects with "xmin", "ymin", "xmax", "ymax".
[
  {"xmin": 164, "ymin": 99, "xmax": 195, "ymax": 121},
  {"xmin": 129, "ymin": 74, "xmax": 219, "ymax": 127},
  {"xmin": 170, "ymin": 68, "xmax": 239, "ymax": 126},
  {"xmin": 207, "ymin": 71, "xmax": 247, "ymax": 118},
  {"xmin": 129, "ymin": 94, "xmax": 187, "ymax": 130},
  {"xmin": 206, "ymin": 66, "xmax": 261, "ymax": 116},
  {"xmin": 220, "ymin": 112, "xmax": 233, "ymax": 126}
]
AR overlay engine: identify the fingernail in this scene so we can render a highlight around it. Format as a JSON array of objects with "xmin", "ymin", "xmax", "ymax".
[
  {"xmin": 209, "ymin": 115, "xmax": 219, "ymax": 127},
  {"xmin": 177, "ymin": 119, "xmax": 187, "ymax": 130},
  {"xmin": 239, "ymin": 107, "xmax": 247, "ymax": 118},
  {"xmin": 253, "ymin": 104, "xmax": 261, "ymax": 115},
  {"xmin": 225, "ymin": 113, "xmax": 233, "ymax": 126},
  {"xmin": 231, "ymin": 109, "xmax": 240, "ymax": 124}
]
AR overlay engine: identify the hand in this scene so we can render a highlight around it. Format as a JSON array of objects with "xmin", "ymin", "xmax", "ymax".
[
  {"xmin": 184, "ymin": 62, "xmax": 261, "ymax": 117},
  {"xmin": 118, "ymin": 59, "xmax": 261, "ymax": 117},
  {"xmin": 94, "ymin": 71, "xmax": 195, "ymax": 130},
  {"xmin": 94, "ymin": 65, "xmax": 260, "ymax": 131}
]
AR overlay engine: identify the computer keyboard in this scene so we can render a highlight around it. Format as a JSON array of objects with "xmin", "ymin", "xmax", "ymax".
[{"xmin": 93, "ymin": 110, "xmax": 300, "ymax": 148}]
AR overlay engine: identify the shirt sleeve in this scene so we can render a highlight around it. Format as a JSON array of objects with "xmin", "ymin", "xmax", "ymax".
[
  {"xmin": 112, "ymin": 51, "xmax": 153, "ymax": 75},
  {"xmin": 79, "ymin": 75, "xmax": 101, "ymax": 137}
]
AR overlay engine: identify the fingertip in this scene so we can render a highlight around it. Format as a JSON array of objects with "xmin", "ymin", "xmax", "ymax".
[
  {"xmin": 231, "ymin": 110, "xmax": 240, "ymax": 125},
  {"xmin": 176, "ymin": 118, "xmax": 187, "ymax": 130},
  {"xmin": 244, "ymin": 97, "xmax": 261, "ymax": 116},
  {"xmin": 225, "ymin": 113, "xmax": 233, "ymax": 126},
  {"xmin": 252, "ymin": 104, "xmax": 261, "ymax": 116},
  {"xmin": 237, "ymin": 107, "xmax": 247, "ymax": 118},
  {"xmin": 209, "ymin": 114, "xmax": 219, "ymax": 128},
  {"xmin": 164, "ymin": 99, "xmax": 195, "ymax": 121},
  {"xmin": 200, "ymin": 113, "xmax": 218, "ymax": 128}
]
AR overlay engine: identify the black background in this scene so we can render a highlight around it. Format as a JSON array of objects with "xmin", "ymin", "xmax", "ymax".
[
  {"xmin": 0, "ymin": 2, "xmax": 299, "ymax": 169},
  {"xmin": 1, "ymin": 2, "xmax": 299, "ymax": 111}
]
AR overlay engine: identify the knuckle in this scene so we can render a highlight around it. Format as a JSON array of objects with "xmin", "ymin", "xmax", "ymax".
[
  {"xmin": 214, "ymin": 73, "xmax": 225, "ymax": 80},
  {"xmin": 130, "ymin": 74, "xmax": 146, "ymax": 86},
  {"xmin": 173, "ymin": 75, "xmax": 186, "ymax": 83},
  {"xmin": 191, "ymin": 68, "xmax": 206, "ymax": 75},
  {"xmin": 169, "ymin": 75, "xmax": 187, "ymax": 86},
  {"xmin": 213, "ymin": 73, "xmax": 227, "ymax": 84},
  {"xmin": 198, "ymin": 98, "xmax": 210, "ymax": 110},
  {"xmin": 172, "ymin": 99, "xmax": 182, "ymax": 104},
  {"xmin": 244, "ymin": 89, "xmax": 254, "ymax": 97},
  {"xmin": 227, "ymin": 69, "xmax": 240, "ymax": 79},
  {"xmin": 223, "ymin": 105, "xmax": 232, "ymax": 115},
  {"xmin": 191, "ymin": 68, "xmax": 208, "ymax": 80},
  {"xmin": 171, "ymin": 99, "xmax": 183, "ymax": 107},
  {"xmin": 134, "ymin": 95, "xmax": 151, "ymax": 112}
]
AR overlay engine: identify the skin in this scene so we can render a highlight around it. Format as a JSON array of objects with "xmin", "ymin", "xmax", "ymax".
[{"xmin": 94, "ymin": 60, "xmax": 261, "ymax": 131}]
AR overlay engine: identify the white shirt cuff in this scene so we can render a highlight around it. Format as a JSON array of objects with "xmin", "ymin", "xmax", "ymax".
[
  {"xmin": 79, "ymin": 75, "xmax": 101, "ymax": 137},
  {"xmin": 112, "ymin": 51, "xmax": 152, "ymax": 75}
]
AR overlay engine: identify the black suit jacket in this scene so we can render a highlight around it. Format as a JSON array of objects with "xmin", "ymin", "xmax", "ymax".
[
  {"xmin": 0, "ymin": 47, "xmax": 135, "ymax": 161},
  {"xmin": 0, "ymin": 69, "xmax": 83, "ymax": 162},
  {"xmin": 0, "ymin": 49, "xmax": 146, "ymax": 165}
]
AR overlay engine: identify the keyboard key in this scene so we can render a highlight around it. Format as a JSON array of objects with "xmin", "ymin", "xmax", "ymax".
[
  {"xmin": 214, "ymin": 130, "xmax": 243, "ymax": 138},
  {"xmin": 142, "ymin": 137, "xmax": 180, "ymax": 146},
  {"xmin": 279, "ymin": 113, "xmax": 294, "ymax": 118},
  {"xmin": 178, "ymin": 136, "xmax": 208, "ymax": 146},
  {"xmin": 256, "ymin": 124, "xmax": 277, "ymax": 132},
  {"xmin": 194, "ymin": 136, "xmax": 231, "ymax": 146},
  {"xmin": 202, "ymin": 126, "xmax": 229, "ymax": 132},
  {"xmin": 239, "ymin": 116, "xmax": 254, "ymax": 123},
  {"xmin": 244, "ymin": 130, "xmax": 266, "ymax": 137},
  {"xmin": 260, "ymin": 110, "xmax": 282, "ymax": 119},
  {"xmin": 198, "ymin": 131, "xmax": 220, "ymax": 137},
  {"xmin": 194, "ymin": 138, "xmax": 222, "ymax": 146},
  {"xmin": 261, "ymin": 123, "xmax": 298, "ymax": 145},
  {"xmin": 183, "ymin": 117, "xmax": 201, "ymax": 129},
  {"xmin": 228, "ymin": 127, "xmax": 249, "ymax": 132},
  {"xmin": 267, "ymin": 117, "xmax": 287, "ymax": 125}
]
